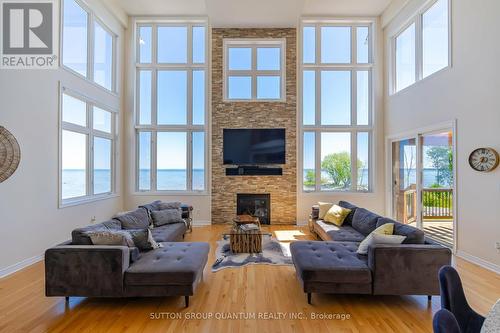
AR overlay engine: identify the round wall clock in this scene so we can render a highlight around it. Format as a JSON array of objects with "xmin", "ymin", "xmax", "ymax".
[
  {"xmin": 0, "ymin": 126, "xmax": 21, "ymax": 183},
  {"xmin": 468, "ymin": 147, "xmax": 499, "ymax": 172}
]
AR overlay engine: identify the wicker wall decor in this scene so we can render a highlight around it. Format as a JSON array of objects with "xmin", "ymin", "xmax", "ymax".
[{"xmin": 0, "ymin": 126, "xmax": 21, "ymax": 183}]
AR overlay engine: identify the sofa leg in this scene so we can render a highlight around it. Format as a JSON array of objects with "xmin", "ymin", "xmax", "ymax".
[
  {"xmin": 307, "ymin": 293, "xmax": 312, "ymax": 305},
  {"xmin": 427, "ymin": 295, "xmax": 432, "ymax": 302},
  {"xmin": 185, "ymin": 296, "xmax": 189, "ymax": 307}
]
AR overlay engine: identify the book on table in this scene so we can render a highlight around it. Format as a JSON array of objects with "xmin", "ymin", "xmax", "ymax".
[{"xmin": 240, "ymin": 223, "xmax": 259, "ymax": 231}]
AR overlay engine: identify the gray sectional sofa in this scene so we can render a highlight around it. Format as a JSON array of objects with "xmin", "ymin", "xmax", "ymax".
[
  {"xmin": 45, "ymin": 202, "xmax": 209, "ymax": 307},
  {"xmin": 290, "ymin": 201, "xmax": 452, "ymax": 304}
]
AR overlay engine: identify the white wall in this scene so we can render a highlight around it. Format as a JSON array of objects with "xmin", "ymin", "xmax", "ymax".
[
  {"xmin": 0, "ymin": 0, "xmax": 126, "ymax": 276},
  {"xmin": 296, "ymin": 18, "xmax": 386, "ymax": 223},
  {"xmin": 383, "ymin": 0, "xmax": 500, "ymax": 269}
]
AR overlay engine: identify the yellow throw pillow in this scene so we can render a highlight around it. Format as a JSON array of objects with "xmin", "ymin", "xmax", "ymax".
[
  {"xmin": 357, "ymin": 223, "xmax": 395, "ymax": 254},
  {"xmin": 323, "ymin": 205, "xmax": 352, "ymax": 226},
  {"xmin": 318, "ymin": 202, "xmax": 334, "ymax": 219}
]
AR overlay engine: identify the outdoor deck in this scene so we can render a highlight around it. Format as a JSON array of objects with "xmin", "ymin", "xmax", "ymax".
[{"xmin": 410, "ymin": 220, "xmax": 453, "ymax": 248}]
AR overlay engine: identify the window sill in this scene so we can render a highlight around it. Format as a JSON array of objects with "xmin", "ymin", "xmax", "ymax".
[
  {"xmin": 61, "ymin": 65, "xmax": 119, "ymax": 98},
  {"xmin": 390, "ymin": 65, "xmax": 451, "ymax": 97},
  {"xmin": 300, "ymin": 190, "xmax": 374, "ymax": 195},
  {"xmin": 132, "ymin": 191, "xmax": 210, "ymax": 197},
  {"xmin": 59, "ymin": 193, "xmax": 120, "ymax": 209}
]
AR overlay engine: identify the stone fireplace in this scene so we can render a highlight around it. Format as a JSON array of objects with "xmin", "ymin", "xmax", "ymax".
[
  {"xmin": 211, "ymin": 28, "xmax": 297, "ymax": 225},
  {"xmin": 237, "ymin": 194, "xmax": 271, "ymax": 225}
]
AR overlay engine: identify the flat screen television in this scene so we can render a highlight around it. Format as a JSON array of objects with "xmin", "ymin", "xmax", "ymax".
[{"xmin": 223, "ymin": 129, "xmax": 286, "ymax": 165}]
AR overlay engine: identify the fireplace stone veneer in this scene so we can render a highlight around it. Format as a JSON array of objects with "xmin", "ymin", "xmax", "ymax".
[{"xmin": 211, "ymin": 28, "xmax": 297, "ymax": 225}]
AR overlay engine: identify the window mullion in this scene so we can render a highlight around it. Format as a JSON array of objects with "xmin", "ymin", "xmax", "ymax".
[
  {"xmin": 187, "ymin": 131, "xmax": 193, "ymax": 191},
  {"xmin": 88, "ymin": 12, "xmax": 94, "ymax": 81},
  {"xmin": 415, "ymin": 16, "xmax": 423, "ymax": 82},
  {"xmin": 351, "ymin": 69, "xmax": 357, "ymax": 126},
  {"xmin": 88, "ymin": 103, "xmax": 94, "ymax": 196},
  {"xmin": 252, "ymin": 46, "xmax": 257, "ymax": 99},
  {"xmin": 315, "ymin": 129, "xmax": 321, "ymax": 191},
  {"xmin": 351, "ymin": 130, "xmax": 357, "ymax": 191},
  {"xmin": 151, "ymin": 131, "xmax": 157, "ymax": 191}
]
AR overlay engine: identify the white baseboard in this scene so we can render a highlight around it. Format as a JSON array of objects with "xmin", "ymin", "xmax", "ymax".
[
  {"xmin": 192, "ymin": 220, "xmax": 211, "ymax": 226},
  {"xmin": 456, "ymin": 250, "xmax": 500, "ymax": 274},
  {"xmin": 0, "ymin": 254, "xmax": 44, "ymax": 279}
]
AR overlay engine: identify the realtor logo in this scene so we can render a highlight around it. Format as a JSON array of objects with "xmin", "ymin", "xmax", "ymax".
[{"xmin": 1, "ymin": 0, "xmax": 58, "ymax": 69}]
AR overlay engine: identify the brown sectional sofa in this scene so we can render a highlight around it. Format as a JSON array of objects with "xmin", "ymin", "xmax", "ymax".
[
  {"xmin": 290, "ymin": 201, "xmax": 452, "ymax": 304},
  {"xmin": 45, "ymin": 202, "xmax": 208, "ymax": 307}
]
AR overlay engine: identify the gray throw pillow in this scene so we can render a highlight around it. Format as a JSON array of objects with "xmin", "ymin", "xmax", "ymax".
[
  {"xmin": 157, "ymin": 201, "xmax": 182, "ymax": 210},
  {"xmin": 128, "ymin": 229, "xmax": 162, "ymax": 251},
  {"xmin": 85, "ymin": 230, "xmax": 135, "ymax": 247},
  {"xmin": 114, "ymin": 208, "xmax": 150, "ymax": 230},
  {"xmin": 151, "ymin": 208, "xmax": 184, "ymax": 227}
]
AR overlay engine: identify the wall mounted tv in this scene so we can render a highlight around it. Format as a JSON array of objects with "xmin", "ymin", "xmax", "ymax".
[{"xmin": 223, "ymin": 129, "xmax": 286, "ymax": 165}]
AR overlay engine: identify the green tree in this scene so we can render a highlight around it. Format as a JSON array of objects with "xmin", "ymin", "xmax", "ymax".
[
  {"xmin": 304, "ymin": 170, "xmax": 315, "ymax": 186},
  {"xmin": 321, "ymin": 152, "xmax": 364, "ymax": 189},
  {"xmin": 426, "ymin": 146, "xmax": 453, "ymax": 186}
]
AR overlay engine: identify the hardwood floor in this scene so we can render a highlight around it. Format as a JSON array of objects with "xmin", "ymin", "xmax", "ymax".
[{"xmin": 0, "ymin": 225, "xmax": 498, "ymax": 333}]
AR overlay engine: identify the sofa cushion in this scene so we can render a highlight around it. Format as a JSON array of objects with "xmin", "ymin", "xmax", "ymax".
[
  {"xmin": 71, "ymin": 219, "xmax": 122, "ymax": 245},
  {"xmin": 323, "ymin": 205, "xmax": 351, "ymax": 226},
  {"xmin": 315, "ymin": 220, "xmax": 365, "ymax": 242},
  {"xmin": 85, "ymin": 230, "xmax": 135, "ymax": 247},
  {"xmin": 376, "ymin": 217, "xmax": 425, "ymax": 244},
  {"xmin": 114, "ymin": 208, "xmax": 150, "ymax": 230},
  {"xmin": 151, "ymin": 223, "xmax": 187, "ymax": 242},
  {"xmin": 338, "ymin": 201, "xmax": 358, "ymax": 225},
  {"xmin": 151, "ymin": 208, "xmax": 184, "ymax": 227},
  {"xmin": 351, "ymin": 208, "xmax": 381, "ymax": 236},
  {"xmin": 125, "ymin": 242, "xmax": 209, "ymax": 286},
  {"xmin": 290, "ymin": 241, "xmax": 371, "ymax": 284}
]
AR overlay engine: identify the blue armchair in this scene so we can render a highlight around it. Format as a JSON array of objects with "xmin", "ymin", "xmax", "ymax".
[
  {"xmin": 433, "ymin": 309, "xmax": 461, "ymax": 333},
  {"xmin": 438, "ymin": 265, "xmax": 485, "ymax": 333}
]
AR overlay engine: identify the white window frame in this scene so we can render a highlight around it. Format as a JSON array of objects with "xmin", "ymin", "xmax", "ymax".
[
  {"xmin": 223, "ymin": 38, "xmax": 286, "ymax": 102},
  {"xmin": 59, "ymin": 86, "xmax": 118, "ymax": 208},
  {"xmin": 299, "ymin": 19, "xmax": 375, "ymax": 193},
  {"xmin": 60, "ymin": 0, "xmax": 118, "ymax": 94},
  {"xmin": 134, "ymin": 19, "xmax": 209, "ymax": 194},
  {"xmin": 391, "ymin": 0, "xmax": 452, "ymax": 94}
]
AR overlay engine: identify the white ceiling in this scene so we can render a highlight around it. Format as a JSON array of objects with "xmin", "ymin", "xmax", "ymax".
[{"xmin": 105, "ymin": 0, "xmax": 393, "ymax": 27}]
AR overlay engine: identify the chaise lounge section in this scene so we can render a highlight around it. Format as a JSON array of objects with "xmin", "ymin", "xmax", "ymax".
[
  {"xmin": 45, "ymin": 202, "xmax": 209, "ymax": 307},
  {"xmin": 291, "ymin": 201, "xmax": 452, "ymax": 304}
]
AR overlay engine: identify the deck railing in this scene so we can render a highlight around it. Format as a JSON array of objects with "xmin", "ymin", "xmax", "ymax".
[
  {"xmin": 403, "ymin": 187, "xmax": 453, "ymax": 223},
  {"xmin": 423, "ymin": 188, "xmax": 453, "ymax": 219}
]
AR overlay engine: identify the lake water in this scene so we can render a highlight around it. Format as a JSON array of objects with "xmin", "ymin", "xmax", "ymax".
[
  {"xmin": 303, "ymin": 168, "xmax": 451, "ymax": 189},
  {"xmin": 62, "ymin": 169, "xmax": 205, "ymax": 198},
  {"xmin": 63, "ymin": 168, "xmax": 450, "ymax": 199}
]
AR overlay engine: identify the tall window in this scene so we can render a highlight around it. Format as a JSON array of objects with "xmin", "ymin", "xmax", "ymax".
[
  {"xmin": 62, "ymin": 0, "xmax": 116, "ymax": 91},
  {"xmin": 135, "ymin": 21, "xmax": 208, "ymax": 192},
  {"xmin": 301, "ymin": 21, "xmax": 373, "ymax": 192},
  {"xmin": 60, "ymin": 89, "xmax": 116, "ymax": 204},
  {"xmin": 223, "ymin": 39, "xmax": 285, "ymax": 101},
  {"xmin": 393, "ymin": 0, "xmax": 450, "ymax": 93}
]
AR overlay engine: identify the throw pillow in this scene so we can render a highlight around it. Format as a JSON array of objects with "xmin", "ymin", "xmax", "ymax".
[
  {"xmin": 323, "ymin": 205, "xmax": 352, "ymax": 226},
  {"xmin": 151, "ymin": 208, "xmax": 184, "ymax": 227},
  {"xmin": 318, "ymin": 202, "xmax": 334, "ymax": 219},
  {"xmin": 357, "ymin": 223, "xmax": 395, "ymax": 254},
  {"xmin": 128, "ymin": 229, "xmax": 162, "ymax": 251},
  {"xmin": 85, "ymin": 230, "xmax": 135, "ymax": 247},
  {"xmin": 114, "ymin": 208, "xmax": 150, "ymax": 230},
  {"xmin": 157, "ymin": 201, "xmax": 182, "ymax": 210}
]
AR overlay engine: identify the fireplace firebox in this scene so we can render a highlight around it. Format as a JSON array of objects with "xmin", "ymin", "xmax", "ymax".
[{"xmin": 236, "ymin": 193, "xmax": 271, "ymax": 225}]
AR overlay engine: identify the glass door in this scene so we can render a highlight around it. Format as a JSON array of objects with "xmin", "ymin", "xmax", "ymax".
[
  {"xmin": 392, "ymin": 138, "xmax": 417, "ymax": 224},
  {"xmin": 391, "ymin": 129, "xmax": 454, "ymax": 249},
  {"xmin": 420, "ymin": 130, "xmax": 454, "ymax": 247}
]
